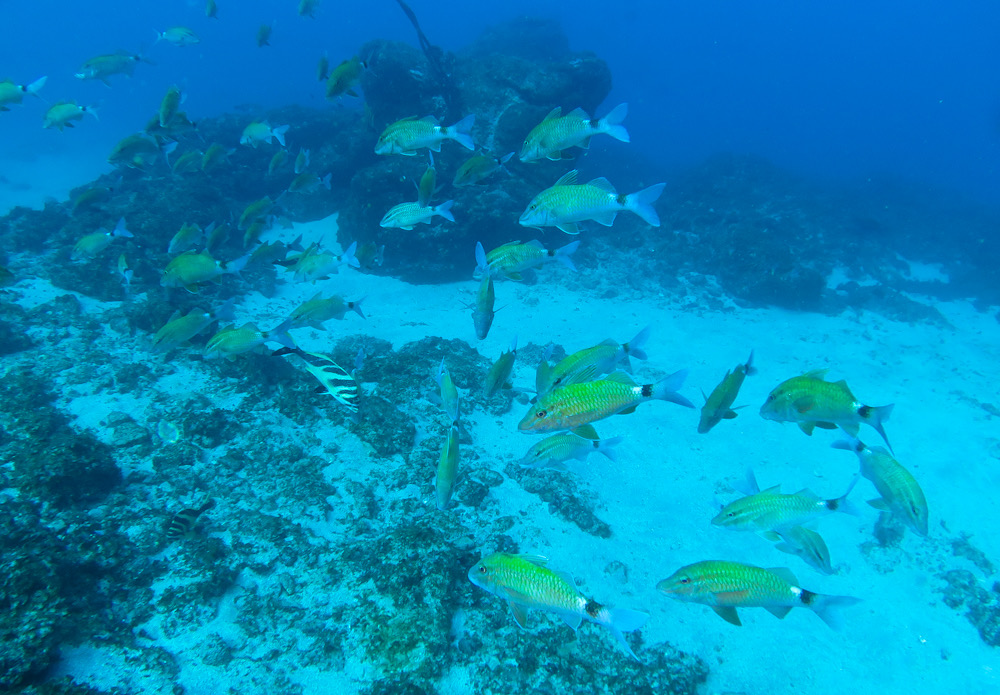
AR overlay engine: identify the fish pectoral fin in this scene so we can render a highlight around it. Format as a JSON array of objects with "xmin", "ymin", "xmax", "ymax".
[
  {"xmin": 508, "ymin": 601, "xmax": 530, "ymax": 629},
  {"xmin": 840, "ymin": 422, "xmax": 860, "ymax": 435},
  {"xmin": 723, "ymin": 409, "xmax": 739, "ymax": 419},
  {"xmin": 759, "ymin": 530, "xmax": 782, "ymax": 542},
  {"xmin": 555, "ymin": 222, "xmax": 581, "ymax": 235},
  {"xmin": 593, "ymin": 212, "xmax": 617, "ymax": 226},
  {"xmin": 546, "ymin": 152, "xmax": 564, "ymax": 161},
  {"xmin": 792, "ymin": 396, "xmax": 816, "ymax": 413},
  {"xmin": 507, "ymin": 272, "xmax": 523, "ymax": 281},
  {"xmin": 867, "ymin": 498, "xmax": 891, "ymax": 511},
  {"xmin": 766, "ymin": 567, "xmax": 799, "ymax": 586},
  {"xmin": 765, "ymin": 605, "xmax": 793, "ymax": 620},
  {"xmin": 346, "ymin": 89, "xmax": 359, "ymax": 97},
  {"xmin": 560, "ymin": 612, "xmax": 583, "ymax": 631},
  {"xmin": 815, "ymin": 421, "xmax": 838, "ymax": 430},
  {"xmin": 711, "ymin": 606, "xmax": 742, "ymax": 626},
  {"xmin": 619, "ymin": 405, "xmax": 638, "ymax": 415}
]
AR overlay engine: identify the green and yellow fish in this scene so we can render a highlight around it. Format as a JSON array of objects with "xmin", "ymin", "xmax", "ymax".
[
  {"xmin": 535, "ymin": 326, "xmax": 650, "ymax": 397},
  {"xmin": 240, "ymin": 121, "xmax": 288, "ymax": 148},
  {"xmin": 281, "ymin": 241, "xmax": 359, "ymax": 282},
  {"xmin": 108, "ymin": 133, "xmax": 160, "ymax": 169},
  {"xmin": 171, "ymin": 150, "xmax": 203, "ymax": 175},
  {"xmin": 374, "ymin": 114, "xmax": 475, "ymax": 156},
  {"xmin": 273, "ymin": 347, "xmax": 360, "ymax": 414},
  {"xmin": 287, "ymin": 171, "xmax": 331, "ymax": 194},
  {"xmin": 474, "ymin": 239, "xmax": 578, "ymax": 281},
  {"xmin": 288, "ymin": 292, "xmax": 365, "ymax": 329},
  {"xmin": 436, "ymin": 359, "xmax": 461, "ymax": 425},
  {"xmin": 657, "ymin": 560, "xmax": 860, "ymax": 628},
  {"xmin": 161, "ymin": 250, "xmax": 249, "ymax": 291},
  {"xmin": 70, "ymin": 185, "xmax": 114, "ymax": 215},
  {"xmin": 75, "ymin": 51, "xmax": 145, "ymax": 84},
  {"xmin": 201, "ymin": 143, "xmax": 232, "ymax": 172},
  {"xmin": 698, "ymin": 351, "xmax": 757, "ymax": 433},
  {"xmin": 519, "ymin": 369, "xmax": 693, "ymax": 434},
  {"xmin": 298, "ymin": 0, "xmax": 320, "ymax": 18},
  {"xmin": 759, "ymin": 369, "xmax": 894, "ymax": 450},
  {"xmin": 417, "ymin": 155, "xmax": 436, "ymax": 207},
  {"xmin": 712, "ymin": 471, "xmax": 858, "ymax": 534},
  {"xmin": 151, "ymin": 300, "xmax": 236, "ymax": 353},
  {"xmin": 72, "ymin": 217, "xmax": 132, "ymax": 260},
  {"xmin": 159, "ymin": 85, "xmax": 183, "ymax": 128},
  {"xmin": 519, "ymin": 103, "xmax": 629, "ymax": 163},
  {"xmin": 453, "ymin": 151, "xmax": 513, "ymax": 187},
  {"xmin": 832, "ymin": 436, "xmax": 928, "ymax": 536},
  {"xmin": 43, "ymin": 101, "xmax": 97, "ymax": 131},
  {"xmin": 355, "ymin": 242, "xmax": 385, "ymax": 270},
  {"xmin": 773, "ymin": 526, "xmax": 835, "ymax": 575},
  {"xmin": 472, "ymin": 274, "xmax": 495, "ymax": 340},
  {"xmin": 155, "ymin": 27, "xmax": 200, "ymax": 47},
  {"xmin": 256, "ymin": 24, "xmax": 273, "ymax": 48},
  {"xmin": 519, "ymin": 170, "xmax": 664, "ymax": 235},
  {"xmin": 294, "ymin": 148, "xmax": 310, "ymax": 175},
  {"xmin": 468, "ymin": 552, "xmax": 649, "ymax": 660},
  {"xmin": 483, "ymin": 337, "xmax": 517, "ymax": 397},
  {"xmin": 205, "ymin": 0, "xmax": 218, "ymax": 19},
  {"xmin": 379, "ymin": 200, "xmax": 454, "ymax": 230},
  {"xmin": 325, "ymin": 56, "xmax": 367, "ymax": 99},
  {"xmin": 204, "ymin": 321, "xmax": 295, "ymax": 359},
  {"xmin": 436, "ymin": 424, "xmax": 460, "ymax": 510},
  {"xmin": 168, "ymin": 222, "xmax": 206, "ymax": 255},
  {"xmin": 238, "ymin": 196, "xmax": 274, "ymax": 231},
  {"xmin": 0, "ymin": 76, "xmax": 45, "ymax": 111},
  {"xmin": 517, "ymin": 424, "xmax": 623, "ymax": 472}
]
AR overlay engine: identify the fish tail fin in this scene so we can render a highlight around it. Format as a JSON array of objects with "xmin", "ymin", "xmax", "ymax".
[
  {"xmin": 85, "ymin": 105, "xmax": 100, "ymax": 121},
  {"xmin": 341, "ymin": 240, "xmax": 360, "ymax": 268},
  {"xmin": 625, "ymin": 183, "xmax": 666, "ymax": 227},
  {"xmin": 554, "ymin": 240, "xmax": 580, "ymax": 270},
  {"xmin": 321, "ymin": 173, "xmax": 332, "ymax": 190},
  {"xmin": 597, "ymin": 606, "xmax": 649, "ymax": 661},
  {"xmin": 745, "ymin": 349, "xmax": 758, "ymax": 375},
  {"xmin": 625, "ymin": 325, "xmax": 651, "ymax": 361},
  {"xmin": 273, "ymin": 124, "xmax": 290, "ymax": 148},
  {"xmin": 809, "ymin": 593, "xmax": 862, "ymax": 631},
  {"xmin": 225, "ymin": 253, "xmax": 251, "ymax": 275},
  {"xmin": 835, "ymin": 474, "xmax": 863, "ymax": 517},
  {"xmin": 598, "ymin": 436, "xmax": 625, "ymax": 462},
  {"xmin": 26, "ymin": 76, "xmax": 47, "ymax": 96},
  {"xmin": 435, "ymin": 200, "xmax": 455, "ymax": 222},
  {"xmin": 475, "ymin": 241, "xmax": 489, "ymax": 276},
  {"xmin": 267, "ymin": 320, "xmax": 297, "ymax": 350},
  {"xmin": 351, "ymin": 297, "xmax": 366, "ymax": 320},
  {"xmin": 449, "ymin": 114, "xmax": 476, "ymax": 150},
  {"xmin": 650, "ymin": 369, "xmax": 694, "ymax": 408},
  {"xmin": 599, "ymin": 103, "xmax": 630, "ymax": 143},
  {"xmin": 153, "ymin": 30, "xmax": 163, "ymax": 45},
  {"xmin": 112, "ymin": 217, "xmax": 133, "ymax": 238},
  {"xmin": 214, "ymin": 298, "xmax": 237, "ymax": 323},
  {"xmin": 831, "ymin": 434, "xmax": 865, "ymax": 454},
  {"xmin": 864, "ymin": 404, "xmax": 894, "ymax": 452}
]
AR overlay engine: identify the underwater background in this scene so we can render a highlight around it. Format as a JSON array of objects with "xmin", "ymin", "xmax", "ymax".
[{"xmin": 1, "ymin": 1, "xmax": 999, "ymax": 694}]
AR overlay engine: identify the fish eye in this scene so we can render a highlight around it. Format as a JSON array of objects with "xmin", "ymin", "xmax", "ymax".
[
  {"xmin": 765, "ymin": 393, "xmax": 775, "ymax": 403},
  {"xmin": 727, "ymin": 512, "xmax": 735, "ymax": 518},
  {"xmin": 535, "ymin": 409, "xmax": 547, "ymax": 418},
  {"xmin": 680, "ymin": 576, "xmax": 691, "ymax": 584},
  {"xmin": 478, "ymin": 566, "xmax": 488, "ymax": 574}
]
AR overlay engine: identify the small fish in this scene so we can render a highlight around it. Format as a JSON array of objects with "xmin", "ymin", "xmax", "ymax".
[
  {"xmin": 519, "ymin": 370, "xmax": 693, "ymax": 434},
  {"xmin": 72, "ymin": 217, "xmax": 132, "ymax": 260},
  {"xmin": 75, "ymin": 51, "xmax": 145, "ymax": 85},
  {"xmin": 206, "ymin": 220, "xmax": 230, "ymax": 251},
  {"xmin": 288, "ymin": 292, "xmax": 365, "ymax": 329},
  {"xmin": 155, "ymin": 27, "xmax": 200, "ymax": 46},
  {"xmin": 43, "ymin": 101, "xmax": 97, "ymax": 131},
  {"xmin": 294, "ymin": 148, "xmax": 310, "ymax": 174},
  {"xmin": 116, "ymin": 253, "xmax": 133, "ymax": 289},
  {"xmin": 201, "ymin": 143, "xmax": 232, "ymax": 172},
  {"xmin": 205, "ymin": 0, "xmax": 218, "ymax": 19},
  {"xmin": 483, "ymin": 337, "xmax": 517, "ymax": 397},
  {"xmin": 151, "ymin": 299, "xmax": 236, "ymax": 352},
  {"xmin": 375, "ymin": 115, "xmax": 475, "ymax": 156},
  {"xmin": 317, "ymin": 52, "xmax": 330, "ymax": 81},
  {"xmin": 325, "ymin": 56, "xmax": 367, "ymax": 99},
  {"xmin": 712, "ymin": 471, "xmax": 859, "ymax": 534},
  {"xmin": 108, "ymin": 133, "xmax": 160, "ymax": 169},
  {"xmin": 475, "ymin": 239, "xmax": 578, "ymax": 281},
  {"xmin": 70, "ymin": 185, "xmax": 114, "ymax": 215},
  {"xmin": 355, "ymin": 242, "xmax": 385, "ymax": 270},
  {"xmin": 832, "ymin": 436, "xmax": 928, "ymax": 536},
  {"xmin": 698, "ymin": 351, "xmax": 757, "ymax": 433},
  {"xmin": 519, "ymin": 103, "xmax": 629, "ymax": 163},
  {"xmin": 518, "ymin": 425, "xmax": 623, "ymax": 472},
  {"xmin": 287, "ymin": 171, "xmax": 331, "ymax": 194},
  {"xmin": 166, "ymin": 500, "xmax": 215, "ymax": 542},
  {"xmin": 298, "ymin": 0, "xmax": 320, "ymax": 18},
  {"xmin": 436, "ymin": 424, "xmax": 460, "ymax": 510},
  {"xmin": 417, "ymin": 154, "xmax": 436, "ymax": 207},
  {"xmin": 535, "ymin": 326, "xmax": 651, "ymax": 397},
  {"xmin": 520, "ymin": 170, "xmax": 664, "ymax": 235},
  {"xmin": 0, "ymin": 76, "xmax": 46, "ymax": 111},
  {"xmin": 168, "ymin": 223, "xmax": 204, "ymax": 255},
  {"xmin": 256, "ymin": 24, "xmax": 272, "ymax": 48},
  {"xmin": 241, "ymin": 121, "xmax": 289, "ymax": 148},
  {"xmin": 453, "ymin": 152, "xmax": 513, "ymax": 187},
  {"xmin": 238, "ymin": 196, "xmax": 274, "ymax": 230},
  {"xmin": 0, "ymin": 266, "xmax": 15, "ymax": 288},
  {"xmin": 205, "ymin": 321, "xmax": 295, "ymax": 359},
  {"xmin": 268, "ymin": 149, "xmax": 288, "ymax": 175},
  {"xmin": 283, "ymin": 241, "xmax": 359, "ymax": 282},
  {"xmin": 171, "ymin": 150, "xmax": 203, "ymax": 175},
  {"xmin": 146, "ymin": 111, "xmax": 198, "ymax": 141},
  {"xmin": 472, "ymin": 274, "xmax": 495, "ymax": 340},
  {"xmin": 273, "ymin": 347, "xmax": 360, "ymax": 414},
  {"xmin": 468, "ymin": 552, "xmax": 649, "ymax": 660},
  {"xmin": 760, "ymin": 369, "xmax": 894, "ymax": 451},
  {"xmin": 162, "ymin": 250, "xmax": 249, "ymax": 291},
  {"xmin": 436, "ymin": 359, "xmax": 460, "ymax": 424},
  {"xmin": 656, "ymin": 560, "xmax": 860, "ymax": 629},
  {"xmin": 380, "ymin": 200, "xmax": 454, "ymax": 230},
  {"xmin": 159, "ymin": 85, "xmax": 183, "ymax": 128},
  {"xmin": 773, "ymin": 526, "xmax": 835, "ymax": 575}
]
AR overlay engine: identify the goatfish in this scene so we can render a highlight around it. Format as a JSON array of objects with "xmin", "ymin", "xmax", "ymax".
[
  {"xmin": 151, "ymin": 300, "xmax": 236, "ymax": 353},
  {"xmin": 375, "ymin": 114, "xmax": 475, "ymax": 156},
  {"xmin": 146, "ymin": 111, "xmax": 197, "ymax": 141},
  {"xmin": 519, "ymin": 103, "xmax": 629, "ymax": 163},
  {"xmin": 171, "ymin": 150, "xmax": 203, "ymax": 175},
  {"xmin": 298, "ymin": 0, "xmax": 320, "ymax": 18},
  {"xmin": 472, "ymin": 274, "xmax": 495, "ymax": 340},
  {"xmin": 201, "ymin": 144, "xmax": 232, "ymax": 171},
  {"xmin": 70, "ymin": 185, "xmax": 114, "ymax": 215},
  {"xmin": 72, "ymin": 217, "xmax": 131, "ymax": 260},
  {"xmin": 108, "ymin": 133, "xmax": 160, "ymax": 169},
  {"xmin": 417, "ymin": 154, "xmax": 436, "ymax": 207},
  {"xmin": 155, "ymin": 27, "xmax": 200, "ymax": 46},
  {"xmin": 166, "ymin": 500, "xmax": 215, "ymax": 542},
  {"xmin": 294, "ymin": 148, "xmax": 310, "ymax": 174},
  {"xmin": 238, "ymin": 196, "xmax": 274, "ymax": 230},
  {"xmin": 475, "ymin": 239, "xmax": 579, "ymax": 281},
  {"xmin": 204, "ymin": 321, "xmax": 295, "ymax": 359},
  {"xmin": 268, "ymin": 149, "xmax": 288, "ymax": 175},
  {"xmin": 256, "ymin": 24, "xmax": 273, "ymax": 47},
  {"xmin": 317, "ymin": 53, "xmax": 330, "ymax": 81},
  {"xmin": 0, "ymin": 76, "xmax": 46, "ymax": 110},
  {"xmin": 206, "ymin": 0, "xmax": 218, "ymax": 19},
  {"xmin": 656, "ymin": 560, "xmax": 860, "ymax": 629},
  {"xmin": 535, "ymin": 326, "xmax": 651, "ymax": 397},
  {"xmin": 698, "ymin": 351, "xmax": 757, "ymax": 433},
  {"xmin": 380, "ymin": 200, "xmax": 454, "ymax": 230},
  {"xmin": 282, "ymin": 241, "xmax": 359, "ymax": 282},
  {"xmin": 75, "ymin": 51, "xmax": 146, "ymax": 84},
  {"xmin": 43, "ymin": 101, "xmax": 97, "ymax": 130},
  {"xmin": 518, "ymin": 424, "xmax": 623, "ymax": 472},
  {"xmin": 712, "ymin": 470, "xmax": 859, "ymax": 534},
  {"xmin": 272, "ymin": 347, "xmax": 360, "ymax": 414},
  {"xmin": 240, "ymin": 121, "xmax": 289, "ymax": 148},
  {"xmin": 832, "ymin": 436, "xmax": 928, "ymax": 536},
  {"xmin": 773, "ymin": 526, "xmax": 835, "ymax": 575},
  {"xmin": 468, "ymin": 552, "xmax": 649, "ymax": 660},
  {"xmin": 453, "ymin": 152, "xmax": 513, "ymax": 187},
  {"xmin": 520, "ymin": 170, "xmax": 664, "ymax": 235},
  {"xmin": 519, "ymin": 370, "xmax": 693, "ymax": 434},
  {"xmin": 287, "ymin": 172, "xmax": 331, "ymax": 194},
  {"xmin": 436, "ymin": 360, "xmax": 460, "ymax": 425},
  {"xmin": 436, "ymin": 424, "xmax": 460, "ymax": 510},
  {"xmin": 162, "ymin": 250, "xmax": 249, "ymax": 291},
  {"xmin": 759, "ymin": 369, "xmax": 894, "ymax": 451},
  {"xmin": 483, "ymin": 337, "xmax": 517, "ymax": 397},
  {"xmin": 159, "ymin": 85, "xmax": 183, "ymax": 127},
  {"xmin": 168, "ymin": 222, "xmax": 208, "ymax": 255},
  {"xmin": 355, "ymin": 242, "xmax": 385, "ymax": 270},
  {"xmin": 288, "ymin": 292, "xmax": 365, "ymax": 329},
  {"xmin": 325, "ymin": 56, "xmax": 367, "ymax": 99}
]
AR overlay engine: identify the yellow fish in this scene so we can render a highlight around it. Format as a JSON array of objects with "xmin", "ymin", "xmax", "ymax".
[{"xmin": 519, "ymin": 103, "xmax": 629, "ymax": 163}]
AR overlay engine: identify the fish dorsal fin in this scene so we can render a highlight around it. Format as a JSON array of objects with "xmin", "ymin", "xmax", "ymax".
[
  {"xmin": 572, "ymin": 424, "xmax": 600, "ymax": 440},
  {"xmin": 542, "ymin": 107, "xmax": 562, "ymax": 121},
  {"xmin": 604, "ymin": 372, "xmax": 636, "ymax": 386},
  {"xmin": 560, "ymin": 612, "xmax": 583, "ymax": 630},
  {"xmin": 508, "ymin": 601, "xmax": 530, "ymax": 629},
  {"xmin": 498, "ymin": 240, "xmax": 523, "ymax": 248},
  {"xmin": 420, "ymin": 115, "xmax": 439, "ymax": 124},
  {"xmin": 525, "ymin": 239, "xmax": 544, "ymax": 248},
  {"xmin": 597, "ymin": 338, "xmax": 618, "ymax": 347},
  {"xmin": 833, "ymin": 379, "xmax": 849, "ymax": 388},
  {"xmin": 553, "ymin": 170, "xmax": 578, "ymax": 186},
  {"xmin": 767, "ymin": 567, "xmax": 799, "ymax": 587},
  {"xmin": 586, "ymin": 177, "xmax": 617, "ymax": 193},
  {"xmin": 802, "ymin": 368, "xmax": 829, "ymax": 380},
  {"xmin": 567, "ymin": 107, "xmax": 588, "ymax": 119},
  {"xmin": 517, "ymin": 553, "xmax": 548, "ymax": 567},
  {"xmin": 760, "ymin": 485, "xmax": 782, "ymax": 495},
  {"xmin": 554, "ymin": 569, "xmax": 576, "ymax": 587},
  {"xmin": 793, "ymin": 488, "xmax": 819, "ymax": 500},
  {"xmin": 765, "ymin": 605, "xmax": 793, "ymax": 620},
  {"xmin": 397, "ymin": 115, "xmax": 418, "ymax": 122}
]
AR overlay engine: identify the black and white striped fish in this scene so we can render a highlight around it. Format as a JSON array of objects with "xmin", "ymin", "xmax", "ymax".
[
  {"xmin": 273, "ymin": 347, "xmax": 360, "ymax": 413},
  {"xmin": 166, "ymin": 499, "xmax": 215, "ymax": 542}
]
